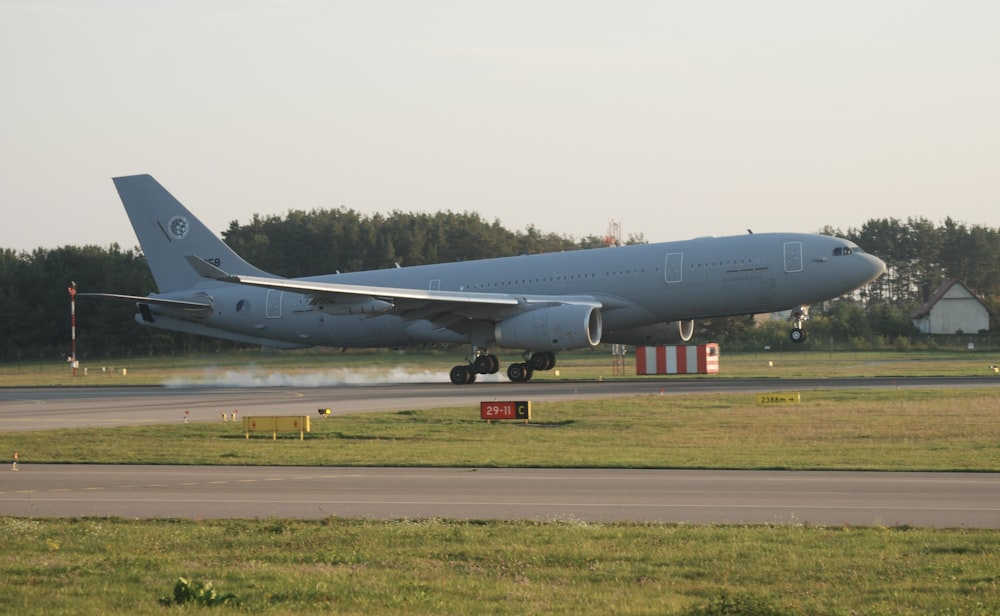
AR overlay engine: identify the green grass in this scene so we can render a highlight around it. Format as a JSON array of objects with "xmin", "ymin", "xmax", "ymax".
[
  {"xmin": 3, "ymin": 388, "xmax": 998, "ymax": 471},
  {"xmin": 1, "ymin": 517, "xmax": 998, "ymax": 615}
]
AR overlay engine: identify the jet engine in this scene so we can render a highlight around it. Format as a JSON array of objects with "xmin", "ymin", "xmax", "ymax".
[
  {"xmin": 494, "ymin": 304, "xmax": 602, "ymax": 351},
  {"xmin": 603, "ymin": 319, "xmax": 695, "ymax": 345}
]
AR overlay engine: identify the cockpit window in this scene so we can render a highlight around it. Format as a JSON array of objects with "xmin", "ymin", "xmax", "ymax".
[{"xmin": 832, "ymin": 246, "xmax": 853, "ymax": 256}]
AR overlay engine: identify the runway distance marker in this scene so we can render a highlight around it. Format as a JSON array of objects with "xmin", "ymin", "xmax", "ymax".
[{"xmin": 757, "ymin": 393, "xmax": 801, "ymax": 405}]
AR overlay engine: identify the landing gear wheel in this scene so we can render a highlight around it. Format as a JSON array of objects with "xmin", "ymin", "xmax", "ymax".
[
  {"xmin": 529, "ymin": 351, "xmax": 556, "ymax": 371},
  {"xmin": 450, "ymin": 365, "xmax": 475, "ymax": 385},
  {"xmin": 506, "ymin": 362, "xmax": 533, "ymax": 383},
  {"xmin": 473, "ymin": 355, "xmax": 493, "ymax": 374},
  {"xmin": 789, "ymin": 328, "xmax": 807, "ymax": 343}
]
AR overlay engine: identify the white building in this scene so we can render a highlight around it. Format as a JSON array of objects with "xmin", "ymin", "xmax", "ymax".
[{"xmin": 911, "ymin": 279, "xmax": 990, "ymax": 335}]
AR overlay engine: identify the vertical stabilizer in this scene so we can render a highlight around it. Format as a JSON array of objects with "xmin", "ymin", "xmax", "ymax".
[{"xmin": 113, "ymin": 174, "xmax": 275, "ymax": 293}]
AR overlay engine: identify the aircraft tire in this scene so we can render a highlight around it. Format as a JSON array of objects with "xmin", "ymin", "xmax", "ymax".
[
  {"xmin": 450, "ymin": 365, "xmax": 474, "ymax": 385},
  {"xmin": 473, "ymin": 355, "xmax": 494, "ymax": 374},
  {"xmin": 790, "ymin": 328, "xmax": 807, "ymax": 343},
  {"xmin": 506, "ymin": 363, "xmax": 531, "ymax": 383},
  {"xmin": 529, "ymin": 352, "xmax": 554, "ymax": 371}
]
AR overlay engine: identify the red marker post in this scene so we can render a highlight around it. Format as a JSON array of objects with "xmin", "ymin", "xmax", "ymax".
[{"xmin": 68, "ymin": 282, "xmax": 77, "ymax": 376}]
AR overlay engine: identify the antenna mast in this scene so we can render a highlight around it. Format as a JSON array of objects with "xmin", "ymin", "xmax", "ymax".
[{"xmin": 605, "ymin": 219, "xmax": 622, "ymax": 247}]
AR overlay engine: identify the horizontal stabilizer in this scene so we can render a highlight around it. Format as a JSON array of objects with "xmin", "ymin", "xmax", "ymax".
[
  {"xmin": 134, "ymin": 314, "xmax": 310, "ymax": 349},
  {"xmin": 77, "ymin": 293, "xmax": 212, "ymax": 310}
]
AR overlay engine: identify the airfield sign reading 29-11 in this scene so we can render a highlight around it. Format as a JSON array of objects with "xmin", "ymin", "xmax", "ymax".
[{"xmin": 480, "ymin": 401, "xmax": 531, "ymax": 422}]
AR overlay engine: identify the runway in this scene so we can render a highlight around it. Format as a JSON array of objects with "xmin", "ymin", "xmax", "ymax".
[
  {"xmin": 2, "ymin": 377, "xmax": 998, "ymax": 526},
  {"xmin": 1, "ymin": 376, "xmax": 996, "ymax": 431},
  {"xmin": 4, "ymin": 466, "xmax": 998, "ymax": 527}
]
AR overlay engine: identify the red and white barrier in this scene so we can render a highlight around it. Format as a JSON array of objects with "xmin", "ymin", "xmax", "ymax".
[{"xmin": 635, "ymin": 343, "xmax": 720, "ymax": 375}]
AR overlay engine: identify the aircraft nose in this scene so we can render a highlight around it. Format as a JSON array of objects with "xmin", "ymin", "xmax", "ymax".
[{"xmin": 865, "ymin": 253, "xmax": 887, "ymax": 283}]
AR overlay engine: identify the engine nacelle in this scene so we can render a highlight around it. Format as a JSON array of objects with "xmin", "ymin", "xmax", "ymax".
[
  {"xmin": 494, "ymin": 304, "xmax": 602, "ymax": 351},
  {"xmin": 602, "ymin": 320, "xmax": 695, "ymax": 345}
]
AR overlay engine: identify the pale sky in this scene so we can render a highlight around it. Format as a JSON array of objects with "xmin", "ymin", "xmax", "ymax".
[{"xmin": 1, "ymin": 1, "xmax": 997, "ymax": 253}]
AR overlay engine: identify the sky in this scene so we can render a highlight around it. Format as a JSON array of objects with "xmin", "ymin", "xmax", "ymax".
[{"xmin": 1, "ymin": 1, "xmax": 997, "ymax": 253}]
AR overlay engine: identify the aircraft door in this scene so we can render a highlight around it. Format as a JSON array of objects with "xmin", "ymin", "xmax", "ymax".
[
  {"xmin": 664, "ymin": 252, "xmax": 684, "ymax": 283},
  {"xmin": 783, "ymin": 242, "xmax": 803, "ymax": 273},
  {"xmin": 266, "ymin": 290, "xmax": 283, "ymax": 319}
]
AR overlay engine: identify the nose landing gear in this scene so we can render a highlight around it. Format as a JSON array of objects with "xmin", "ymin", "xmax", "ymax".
[{"xmin": 789, "ymin": 306, "xmax": 809, "ymax": 343}]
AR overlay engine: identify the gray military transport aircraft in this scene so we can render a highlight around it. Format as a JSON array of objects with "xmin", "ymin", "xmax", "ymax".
[{"xmin": 83, "ymin": 175, "xmax": 886, "ymax": 384}]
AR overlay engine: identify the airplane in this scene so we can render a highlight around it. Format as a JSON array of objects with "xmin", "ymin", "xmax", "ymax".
[{"xmin": 82, "ymin": 174, "xmax": 887, "ymax": 384}]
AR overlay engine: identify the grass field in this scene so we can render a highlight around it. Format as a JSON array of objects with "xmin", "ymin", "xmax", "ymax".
[
  {"xmin": 2, "ymin": 351, "xmax": 999, "ymax": 614},
  {"xmin": 2, "ymin": 517, "xmax": 998, "ymax": 615}
]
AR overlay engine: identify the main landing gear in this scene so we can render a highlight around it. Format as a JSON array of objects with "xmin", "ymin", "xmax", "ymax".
[
  {"xmin": 789, "ymin": 305, "xmax": 809, "ymax": 343},
  {"xmin": 449, "ymin": 351, "xmax": 557, "ymax": 385},
  {"xmin": 506, "ymin": 351, "xmax": 557, "ymax": 383},
  {"xmin": 449, "ymin": 351, "xmax": 499, "ymax": 385}
]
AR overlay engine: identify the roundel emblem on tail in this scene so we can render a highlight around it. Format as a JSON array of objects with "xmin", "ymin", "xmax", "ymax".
[{"xmin": 168, "ymin": 216, "xmax": 190, "ymax": 240}]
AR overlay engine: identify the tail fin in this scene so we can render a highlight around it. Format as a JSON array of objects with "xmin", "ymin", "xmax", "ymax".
[{"xmin": 113, "ymin": 174, "xmax": 275, "ymax": 293}]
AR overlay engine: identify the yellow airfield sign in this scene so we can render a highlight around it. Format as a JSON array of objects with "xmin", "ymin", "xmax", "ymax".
[
  {"xmin": 757, "ymin": 392, "xmax": 801, "ymax": 405},
  {"xmin": 242, "ymin": 415, "xmax": 311, "ymax": 440}
]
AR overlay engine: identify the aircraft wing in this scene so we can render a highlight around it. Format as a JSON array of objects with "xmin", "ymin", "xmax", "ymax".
[
  {"xmin": 184, "ymin": 254, "xmax": 515, "ymax": 307},
  {"xmin": 228, "ymin": 274, "xmax": 520, "ymax": 306},
  {"xmin": 185, "ymin": 256, "xmax": 602, "ymax": 323}
]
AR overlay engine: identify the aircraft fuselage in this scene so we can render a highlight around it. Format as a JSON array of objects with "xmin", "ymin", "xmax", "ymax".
[{"xmin": 146, "ymin": 232, "xmax": 883, "ymax": 349}]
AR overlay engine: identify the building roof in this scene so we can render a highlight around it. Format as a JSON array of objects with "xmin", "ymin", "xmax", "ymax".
[{"xmin": 910, "ymin": 279, "xmax": 989, "ymax": 319}]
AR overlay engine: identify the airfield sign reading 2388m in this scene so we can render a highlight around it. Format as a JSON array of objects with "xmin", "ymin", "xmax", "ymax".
[{"xmin": 480, "ymin": 401, "xmax": 531, "ymax": 422}]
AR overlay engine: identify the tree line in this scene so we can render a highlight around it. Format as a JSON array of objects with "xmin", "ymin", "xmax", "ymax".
[{"xmin": 1, "ymin": 211, "xmax": 996, "ymax": 362}]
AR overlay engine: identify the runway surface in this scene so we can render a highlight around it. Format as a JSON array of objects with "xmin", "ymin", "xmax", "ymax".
[
  {"xmin": 4, "ymin": 466, "xmax": 998, "ymax": 527},
  {"xmin": 2, "ymin": 377, "xmax": 998, "ymax": 526},
  {"xmin": 1, "ymin": 376, "xmax": 996, "ymax": 431}
]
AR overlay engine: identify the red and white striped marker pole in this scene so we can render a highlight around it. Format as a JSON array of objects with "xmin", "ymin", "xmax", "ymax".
[{"xmin": 68, "ymin": 281, "xmax": 77, "ymax": 376}]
